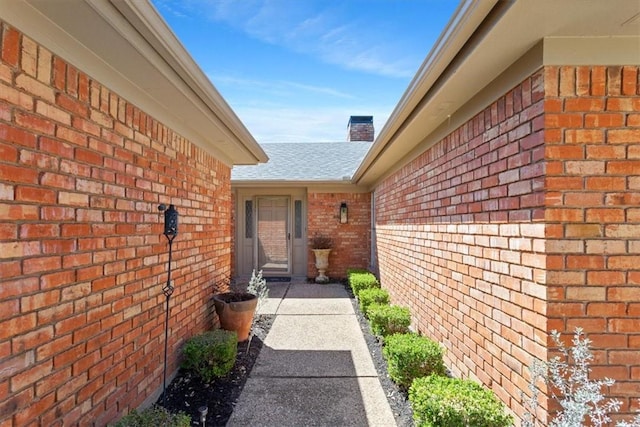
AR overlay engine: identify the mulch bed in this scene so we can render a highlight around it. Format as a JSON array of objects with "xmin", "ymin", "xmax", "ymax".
[
  {"xmin": 157, "ymin": 315, "xmax": 274, "ymax": 426},
  {"xmin": 157, "ymin": 283, "xmax": 414, "ymax": 426},
  {"xmin": 347, "ymin": 285, "xmax": 415, "ymax": 427}
]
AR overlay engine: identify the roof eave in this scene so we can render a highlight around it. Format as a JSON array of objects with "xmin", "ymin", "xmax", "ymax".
[
  {"xmin": 113, "ymin": 0, "xmax": 268, "ymax": 165},
  {"xmin": 352, "ymin": 0, "xmax": 498, "ymax": 185},
  {"xmin": 353, "ymin": 0, "xmax": 640, "ymax": 187},
  {"xmin": 232, "ymin": 179, "xmax": 355, "ymax": 186},
  {"xmin": 231, "ymin": 180, "xmax": 369, "ymax": 192},
  {"xmin": 0, "ymin": 0, "xmax": 268, "ymax": 166}
]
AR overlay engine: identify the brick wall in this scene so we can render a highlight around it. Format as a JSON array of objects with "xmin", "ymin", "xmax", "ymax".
[
  {"xmin": 307, "ymin": 192, "xmax": 371, "ymax": 279},
  {"xmin": 374, "ymin": 70, "xmax": 549, "ymax": 421},
  {"xmin": 544, "ymin": 65, "xmax": 640, "ymax": 420},
  {"xmin": 374, "ymin": 64, "xmax": 640, "ymax": 423},
  {"xmin": 0, "ymin": 22, "xmax": 231, "ymax": 426},
  {"xmin": 347, "ymin": 123, "xmax": 374, "ymax": 142},
  {"xmin": 257, "ymin": 210, "xmax": 288, "ymax": 264}
]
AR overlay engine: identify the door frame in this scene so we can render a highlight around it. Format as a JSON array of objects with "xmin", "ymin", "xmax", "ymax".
[
  {"xmin": 255, "ymin": 196, "xmax": 291, "ymax": 275},
  {"xmin": 234, "ymin": 187, "xmax": 307, "ymax": 279}
]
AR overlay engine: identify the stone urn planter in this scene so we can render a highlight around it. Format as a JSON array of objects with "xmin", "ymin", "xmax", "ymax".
[
  {"xmin": 312, "ymin": 249, "xmax": 332, "ymax": 283},
  {"xmin": 310, "ymin": 234, "xmax": 334, "ymax": 284},
  {"xmin": 213, "ymin": 292, "xmax": 257, "ymax": 342}
]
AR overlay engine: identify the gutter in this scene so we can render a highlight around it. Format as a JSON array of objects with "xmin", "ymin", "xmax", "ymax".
[
  {"xmin": 352, "ymin": 0, "xmax": 498, "ymax": 184},
  {"xmin": 1, "ymin": 0, "xmax": 268, "ymax": 166},
  {"xmin": 108, "ymin": 0, "xmax": 268, "ymax": 164}
]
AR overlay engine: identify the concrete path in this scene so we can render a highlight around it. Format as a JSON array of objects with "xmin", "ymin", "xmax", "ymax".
[{"xmin": 226, "ymin": 282, "xmax": 397, "ymax": 427}]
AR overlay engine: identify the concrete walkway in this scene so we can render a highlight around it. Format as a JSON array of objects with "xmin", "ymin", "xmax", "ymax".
[{"xmin": 226, "ymin": 282, "xmax": 397, "ymax": 427}]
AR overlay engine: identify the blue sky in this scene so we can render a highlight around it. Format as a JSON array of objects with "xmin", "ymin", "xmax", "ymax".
[{"xmin": 152, "ymin": 0, "xmax": 459, "ymax": 142}]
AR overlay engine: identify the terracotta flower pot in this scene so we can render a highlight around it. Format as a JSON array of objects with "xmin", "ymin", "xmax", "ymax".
[{"xmin": 213, "ymin": 292, "xmax": 258, "ymax": 342}]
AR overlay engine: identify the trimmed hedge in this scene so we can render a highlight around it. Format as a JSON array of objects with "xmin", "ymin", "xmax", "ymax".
[
  {"xmin": 358, "ymin": 288, "xmax": 389, "ymax": 316},
  {"xmin": 346, "ymin": 268, "xmax": 369, "ymax": 276},
  {"xmin": 348, "ymin": 271, "xmax": 379, "ymax": 297},
  {"xmin": 182, "ymin": 329, "xmax": 237, "ymax": 382},
  {"xmin": 409, "ymin": 375, "xmax": 513, "ymax": 427},
  {"xmin": 367, "ymin": 304, "xmax": 411, "ymax": 336},
  {"xmin": 383, "ymin": 333, "xmax": 446, "ymax": 388}
]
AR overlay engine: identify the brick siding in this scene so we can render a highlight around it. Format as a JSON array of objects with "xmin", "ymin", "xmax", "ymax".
[
  {"xmin": 375, "ymin": 69, "xmax": 548, "ymax": 421},
  {"xmin": 375, "ymin": 65, "xmax": 640, "ymax": 423},
  {"xmin": 347, "ymin": 123, "xmax": 374, "ymax": 142},
  {"xmin": 307, "ymin": 192, "xmax": 371, "ymax": 278},
  {"xmin": 544, "ymin": 65, "xmax": 640, "ymax": 420},
  {"xmin": 0, "ymin": 22, "xmax": 231, "ymax": 426}
]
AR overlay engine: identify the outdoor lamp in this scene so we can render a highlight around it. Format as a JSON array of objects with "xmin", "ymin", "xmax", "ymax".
[
  {"xmin": 158, "ymin": 203, "xmax": 179, "ymax": 405},
  {"xmin": 340, "ymin": 202, "xmax": 348, "ymax": 224},
  {"xmin": 161, "ymin": 204, "xmax": 179, "ymax": 239},
  {"xmin": 199, "ymin": 406, "xmax": 208, "ymax": 426}
]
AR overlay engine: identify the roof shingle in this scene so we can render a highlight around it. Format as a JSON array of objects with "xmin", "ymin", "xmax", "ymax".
[{"xmin": 231, "ymin": 142, "xmax": 372, "ymax": 182}]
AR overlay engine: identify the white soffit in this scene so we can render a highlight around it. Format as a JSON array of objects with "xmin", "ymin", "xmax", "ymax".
[
  {"xmin": 355, "ymin": 0, "xmax": 640, "ymax": 187},
  {"xmin": 0, "ymin": 0, "xmax": 267, "ymax": 166},
  {"xmin": 544, "ymin": 37, "xmax": 640, "ymax": 65}
]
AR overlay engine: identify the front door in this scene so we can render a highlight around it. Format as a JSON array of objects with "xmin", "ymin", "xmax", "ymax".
[{"xmin": 256, "ymin": 197, "xmax": 290, "ymax": 274}]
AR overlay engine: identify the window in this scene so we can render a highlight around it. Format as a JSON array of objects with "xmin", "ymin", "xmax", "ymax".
[
  {"xmin": 245, "ymin": 200, "xmax": 253, "ymax": 238},
  {"xmin": 294, "ymin": 200, "xmax": 302, "ymax": 239}
]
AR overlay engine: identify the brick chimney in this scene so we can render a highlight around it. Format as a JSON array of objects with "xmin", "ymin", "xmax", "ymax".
[{"xmin": 347, "ymin": 116, "xmax": 374, "ymax": 142}]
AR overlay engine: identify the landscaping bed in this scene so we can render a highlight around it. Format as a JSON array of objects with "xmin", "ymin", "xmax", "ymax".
[
  {"xmin": 157, "ymin": 282, "xmax": 414, "ymax": 426},
  {"xmin": 348, "ymin": 286, "xmax": 415, "ymax": 427},
  {"xmin": 158, "ymin": 315, "xmax": 274, "ymax": 426}
]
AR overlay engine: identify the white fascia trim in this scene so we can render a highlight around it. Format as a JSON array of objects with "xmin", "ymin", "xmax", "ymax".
[
  {"xmin": 108, "ymin": 0, "xmax": 268, "ymax": 164},
  {"xmin": 0, "ymin": 0, "xmax": 267, "ymax": 166},
  {"xmin": 352, "ymin": 0, "xmax": 498, "ymax": 183},
  {"xmin": 231, "ymin": 181, "xmax": 370, "ymax": 193}
]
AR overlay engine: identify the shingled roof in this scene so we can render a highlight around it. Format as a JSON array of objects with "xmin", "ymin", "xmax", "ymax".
[{"xmin": 231, "ymin": 142, "xmax": 372, "ymax": 182}]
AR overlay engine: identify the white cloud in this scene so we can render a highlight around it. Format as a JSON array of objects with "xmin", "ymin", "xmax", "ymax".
[
  {"xmin": 232, "ymin": 104, "xmax": 391, "ymax": 143},
  {"xmin": 210, "ymin": 74, "xmax": 355, "ymax": 99},
  {"xmin": 158, "ymin": 0, "xmax": 418, "ymax": 78}
]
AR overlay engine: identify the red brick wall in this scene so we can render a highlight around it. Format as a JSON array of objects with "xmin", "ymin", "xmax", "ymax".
[
  {"xmin": 230, "ymin": 192, "xmax": 236, "ymax": 277},
  {"xmin": 544, "ymin": 65, "xmax": 640, "ymax": 420},
  {"xmin": 257, "ymin": 213, "xmax": 287, "ymax": 263},
  {"xmin": 375, "ymin": 64, "xmax": 640, "ymax": 423},
  {"xmin": 307, "ymin": 192, "xmax": 371, "ymax": 279},
  {"xmin": 0, "ymin": 22, "xmax": 231, "ymax": 426},
  {"xmin": 348, "ymin": 123, "xmax": 374, "ymax": 142},
  {"xmin": 374, "ymin": 70, "xmax": 548, "ymax": 421}
]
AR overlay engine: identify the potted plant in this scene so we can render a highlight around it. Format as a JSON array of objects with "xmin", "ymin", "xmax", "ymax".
[
  {"xmin": 213, "ymin": 270, "xmax": 268, "ymax": 342},
  {"xmin": 310, "ymin": 234, "xmax": 333, "ymax": 283}
]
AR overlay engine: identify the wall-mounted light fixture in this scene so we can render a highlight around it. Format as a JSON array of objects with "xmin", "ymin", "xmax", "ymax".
[
  {"xmin": 158, "ymin": 203, "xmax": 178, "ymax": 405},
  {"xmin": 340, "ymin": 202, "xmax": 348, "ymax": 224},
  {"xmin": 162, "ymin": 204, "xmax": 179, "ymax": 239}
]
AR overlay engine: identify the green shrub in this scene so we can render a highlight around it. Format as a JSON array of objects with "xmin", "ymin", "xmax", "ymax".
[
  {"xmin": 383, "ymin": 333, "xmax": 446, "ymax": 388},
  {"xmin": 409, "ymin": 375, "xmax": 513, "ymax": 427},
  {"xmin": 111, "ymin": 405, "xmax": 191, "ymax": 427},
  {"xmin": 367, "ymin": 304, "xmax": 411, "ymax": 336},
  {"xmin": 358, "ymin": 288, "xmax": 389, "ymax": 316},
  {"xmin": 182, "ymin": 329, "xmax": 237, "ymax": 382},
  {"xmin": 348, "ymin": 271, "xmax": 379, "ymax": 297}
]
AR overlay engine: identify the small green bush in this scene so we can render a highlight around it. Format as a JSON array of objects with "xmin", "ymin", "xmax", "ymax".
[
  {"xmin": 111, "ymin": 405, "xmax": 191, "ymax": 427},
  {"xmin": 182, "ymin": 329, "xmax": 237, "ymax": 382},
  {"xmin": 346, "ymin": 268, "xmax": 369, "ymax": 276},
  {"xmin": 383, "ymin": 333, "xmax": 446, "ymax": 388},
  {"xmin": 348, "ymin": 271, "xmax": 379, "ymax": 297},
  {"xmin": 409, "ymin": 375, "xmax": 513, "ymax": 427},
  {"xmin": 358, "ymin": 288, "xmax": 389, "ymax": 316},
  {"xmin": 367, "ymin": 304, "xmax": 411, "ymax": 336}
]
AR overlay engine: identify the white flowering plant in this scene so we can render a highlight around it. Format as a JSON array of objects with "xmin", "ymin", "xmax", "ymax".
[
  {"xmin": 246, "ymin": 269, "xmax": 269, "ymax": 311},
  {"xmin": 523, "ymin": 328, "xmax": 640, "ymax": 427},
  {"xmin": 245, "ymin": 269, "xmax": 269, "ymax": 351}
]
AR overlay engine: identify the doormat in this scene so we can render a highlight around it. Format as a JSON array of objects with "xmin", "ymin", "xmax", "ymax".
[{"xmin": 265, "ymin": 277, "xmax": 290, "ymax": 283}]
